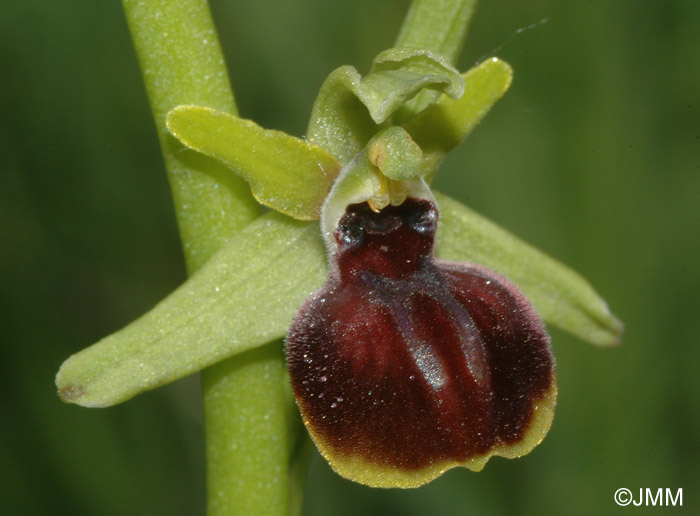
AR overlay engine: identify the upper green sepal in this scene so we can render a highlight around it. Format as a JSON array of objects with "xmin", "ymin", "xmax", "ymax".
[
  {"xmin": 365, "ymin": 47, "xmax": 465, "ymax": 122},
  {"xmin": 307, "ymin": 47, "xmax": 464, "ymax": 164},
  {"xmin": 166, "ymin": 105, "xmax": 341, "ymax": 220}
]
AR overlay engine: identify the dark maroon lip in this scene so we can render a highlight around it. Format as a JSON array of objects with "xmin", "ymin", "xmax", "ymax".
[
  {"xmin": 286, "ymin": 197, "xmax": 555, "ymax": 479},
  {"xmin": 334, "ymin": 199, "xmax": 438, "ymax": 280}
]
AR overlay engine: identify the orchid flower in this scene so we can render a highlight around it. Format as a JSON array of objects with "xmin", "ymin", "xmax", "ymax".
[{"xmin": 56, "ymin": 0, "xmax": 622, "ymax": 512}]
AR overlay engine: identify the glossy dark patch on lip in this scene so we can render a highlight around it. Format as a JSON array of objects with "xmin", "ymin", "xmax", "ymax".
[{"xmin": 286, "ymin": 198, "xmax": 556, "ymax": 487}]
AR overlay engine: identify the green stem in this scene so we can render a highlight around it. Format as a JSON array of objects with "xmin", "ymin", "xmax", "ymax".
[
  {"xmin": 395, "ymin": 0, "xmax": 479, "ymax": 117},
  {"xmin": 122, "ymin": 2, "xmax": 296, "ymax": 515},
  {"xmin": 201, "ymin": 343, "xmax": 296, "ymax": 516},
  {"xmin": 121, "ymin": 0, "xmax": 258, "ymax": 270}
]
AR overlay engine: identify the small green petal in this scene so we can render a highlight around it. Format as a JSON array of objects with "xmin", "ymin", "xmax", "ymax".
[
  {"xmin": 56, "ymin": 212, "xmax": 327, "ymax": 408},
  {"xmin": 167, "ymin": 105, "xmax": 341, "ymax": 220},
  {"xmin": 367, "ymin": 126, "xmax": 423, "ymax": 181},
  {"xmin": 404, "ymin": 57, "xmax": 513, "ymax": 180},
  {"xmin": 307, "ymin": 48, "xmax": 464, "ymax": 164},
  {"xmin": 434, "ymin": 193, "xmax": 623, "ymax": 347}
]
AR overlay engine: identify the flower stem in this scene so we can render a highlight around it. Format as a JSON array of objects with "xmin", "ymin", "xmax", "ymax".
[
  {"xmin": 121, "ymin": 0, "xmax": 258, "ymax": 269},
  {"xmin": 395, "ymin": 0, "xmax": 478, "ymax": 117},
  {"xmin": 396, "ymin": 0, "xmax": 478, "ymax": 65},
  {"xmin": 202, "ymin": 343, "xmax": 299, "ymax": 516},
  {"xmin": 121, "ymin": 1, "xmax": 296, "ymax": 515}
]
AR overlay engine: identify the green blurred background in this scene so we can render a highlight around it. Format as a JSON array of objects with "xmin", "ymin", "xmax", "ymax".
[{"xmin": 2, "ymin": 0, "xmax": 698, "ymax": 514}]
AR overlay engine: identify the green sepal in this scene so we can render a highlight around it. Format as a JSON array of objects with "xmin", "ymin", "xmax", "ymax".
[
  {"xmin": 435, "ymin": 193, "xmax": 623, "ymax": 346},
  {"xmin": 404, "ymin": 57, "xmax": 513, "ymax": 181},
  {"xmin": 166, "ymin": 105, "xmax": 341, "ymax": 220},
  {"xmin": 366, "ymin": 47, "xmax": 465, "ymax": 122},
  {"xmin": 56, "ymin": 211, "xmax": 327, "ymax": 408},
  {"xmin": 55, "ymin": 192, "xmax": 620, "ymax": 408},
  {"xmin": 306, "ymin": 66, "xmax": 377, "ymax": 165},
  {"xmin": 307, "ymin": 47, "xmax": 464, "ymax": 165}
]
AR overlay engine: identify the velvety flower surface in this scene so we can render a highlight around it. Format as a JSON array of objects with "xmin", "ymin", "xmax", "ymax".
[{"xmin": 286, "ymin": 198, "xmax": 557, "ymax": 488}]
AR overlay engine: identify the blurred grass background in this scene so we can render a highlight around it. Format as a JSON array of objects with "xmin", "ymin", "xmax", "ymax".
[{"xmin": 1, "ymin": 0, "xmax": 698, "ymax": 514}]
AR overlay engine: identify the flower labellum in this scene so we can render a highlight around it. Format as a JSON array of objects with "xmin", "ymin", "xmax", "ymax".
[{"xmin": 286, "ymin": 197, "xmax": 556, "ymax": 488}]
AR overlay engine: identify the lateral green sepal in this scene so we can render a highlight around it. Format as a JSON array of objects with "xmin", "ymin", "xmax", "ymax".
[
  {"xmin": 56, "ymin": 212, "xmax": 327, "ymax": 408},
  {"xmin": 435, "ymin": 193, "xmax": 623, "ymax": 346}
]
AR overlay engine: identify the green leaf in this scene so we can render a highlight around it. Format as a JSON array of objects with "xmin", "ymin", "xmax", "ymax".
[
  {"xmin": 307, "ymin": 48, "xmax": 464, "ymax": 164},
  {"xmin": 404, "ymin": 57, "xmax": 513, "ymax": 181},
  {"xmin": 167, "ymin": 105, "xmax": 341, "ymax": 220},
  {"xmin": 434, "ymin": 193, "xmax": 623, "ymax": 347},
  {"xmin": 56, "ymin": 211, "xmax": 327, "ymax": 408}
]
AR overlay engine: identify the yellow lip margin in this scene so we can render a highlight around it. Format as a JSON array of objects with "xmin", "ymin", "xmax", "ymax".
[{"xmin": 301, "ymin": 380, "xmax": 557, "ymax": 488}]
